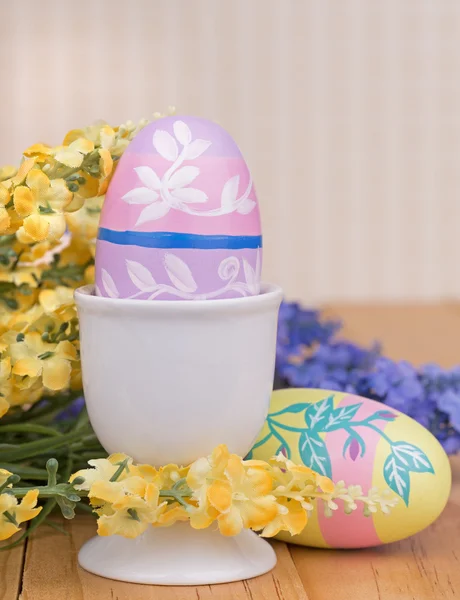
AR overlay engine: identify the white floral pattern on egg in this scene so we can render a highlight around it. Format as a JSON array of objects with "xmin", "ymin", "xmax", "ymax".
[{"xmin": 95, "ymin": 116, "xmax": 262, "ymax": 300}]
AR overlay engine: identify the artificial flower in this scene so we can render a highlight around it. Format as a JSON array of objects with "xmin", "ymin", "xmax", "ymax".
[
  {"xmin": 70, "ymin": 454, "xmax": 133, "ymax": 491},
  {"xmin": 10, "ymin": 332, "xmax": 77, "ymax": 390},
  {"xmin": 60, "ymin": 445, "xmax": 396, "ymax": 542},
  {"xmin": 97, "ymin": 483, "xmax": 166, "ymax": 538},
  {"xmin": 0, "ymin": 490, "xmax": 41, "ymax": 541},
  {"xmin": 212, "ymin": 456, "xmax": 279, "ymax": 536}
]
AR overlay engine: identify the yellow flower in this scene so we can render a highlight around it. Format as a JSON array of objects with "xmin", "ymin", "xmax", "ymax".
[
  {"xmin": 84, "ymin": 264, "xmax": 95, "ymax": 284},
  {"xmin": 187, "ymin": 444, "xmax": 228, "ymax": 489},
  {"xmin": 10, "ymin": 332, "xmax": 77, "ymax": 391},
  {"xmin": 187, "ymin": 446, "xmax": 279, "ymax": 536},
  {"xmin": 65, "ymin": 194, "xmax": 103, "ymax": 243},
  {"xmin": 0, "ymin": 116, "xmax": 156, "ymax": 417},
  {"xmin": 155, "ymin": 504, "xmax": 189, "ymax": 528},
  {"xmin": 100, "ymin": 126, "xmax": 116, "ymax": 150},
  {"xmin": 66, "ymin": 445, "xmax": 398, "ymax": 540},
  {"xmin": 213, "ymin": 457, "xmax": 278, "ymax": 536},
  {"xmin": 17, "ymin": 213, "xmax": 66, "ymax": 243},
  {"xmin": 98, "ymin": 149, "xmax": 113, "ymax": 179},
  {"xmin": 260, "ymin": 497, "xmax": 308, "ymax": 538},
  {"xmin": 70, "ymin": 454, "xmax": 133, "ymax": 491},
  {"xmin": 152, "ymin": 464, "xmax": 188, "ymax": 488},
  {"xmin": 8, "ymin": 380, "xmax": 44, "ymax": 409},
  {"xmin": 23, "ymin": 143, "xmax": 55, "ymax": 162},
  {"xmin": 0, "ymin": 165, "xmax": 17, "ymax": 182},
  {"xmin": 17, "ymin": 239, "xmax": 51, "ymax": 264},
  {"xmin": 9, "ymin": 158, "xmax": 36, "ymax": 187},
  {"xmin": 97, "ymin": 483, "xmax": 166, "ymax": 539},
  {"xmin": 89, "ymin": 476, "xmax": 146, "ymax": 505},
  {"xmin": 186, "ymin": 444, "xmax": 229, "ymax": 529},
  {"xmin": 12, "ymin": 170, "xmax": 71, "ymax": 243},
  {"xmin": 0, "ymin": 267, "xmax": 41, "ymax": 289},
  {"xmin": 39, "ymin": 286, "xmax": 74, "ymax": 315},
  {"xmin": 0, "ymin": 357, "xmax": 12, "ymax": 417},
  {"xmin": 54, "ymin": 139, "xmax": 94, "ymax": 168},
  {"xmin": 0, "ymin": 206, "xmax": 10, "ymax": 232},
  {"xmin": 6, "ymin": 304, "xmax": 45, "ymax": 333},
  {"xmin": 0, "ymin": 490, "xmax": 42, "ymax": 541},
  {"xmin": 0, "ymin": 469, "xmax": 13, "ymax": 487},
  {"xmin": 271, "ymin": 454, "xmax": 335, "ymax": 495}
]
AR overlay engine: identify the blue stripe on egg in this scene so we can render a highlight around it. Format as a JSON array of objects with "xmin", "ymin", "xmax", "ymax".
[{"xmin": 97, "ymin": 229, "xmax": 263, "ymax": 250}]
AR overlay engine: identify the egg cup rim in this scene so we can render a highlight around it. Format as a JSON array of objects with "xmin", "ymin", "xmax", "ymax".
[{"xmin": 74, "ymin": 283, "xmax": 283, "ymax": 315}]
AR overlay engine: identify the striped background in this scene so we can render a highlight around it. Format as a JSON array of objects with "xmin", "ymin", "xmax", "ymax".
[{"xmin": 1, "ymin": 0, "xmax": 459, "ymax": 303}]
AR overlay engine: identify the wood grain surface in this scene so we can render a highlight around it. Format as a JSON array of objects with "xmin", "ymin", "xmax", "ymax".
[{"xmin": 1, "ymin": 303, "xmax": 459, "ymax": 599}]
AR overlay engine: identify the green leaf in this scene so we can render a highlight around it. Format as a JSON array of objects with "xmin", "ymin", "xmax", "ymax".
[
  {"xmin": 0, "ymin": 430, "xmax": 84, "ymax": 462},
  {"xmin": 383, "ymin": 453, "xmax": 411, "ymax": 505},
  {"xmin": 298, "ymin": 430, "xmax": 332, "ymax": 477},
  {"xmin": 304, "ymin": 395, "xmax": 335, "ymax": 432},
  {"xmin": 391, "ymin": 442, "xmax": 434, "ymax": 474},
  {"xmin": 323, "ymin": 403, "xmax": 362, "ymax": 431},
  {"xmin": 0, "ymin": 423, "xmax": 62, "ymax": 437}
]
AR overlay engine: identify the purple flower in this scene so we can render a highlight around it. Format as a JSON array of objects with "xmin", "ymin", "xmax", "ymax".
[
  {"xmin": 365, "ymin": 358, "xmax": 424, "ymax": 415},
  {"xmin": 437, "ymin": 389, "xmax": 460, "ymax": 431},
  {"xmin": 275, "ymin": 303, "xmax": 460, "ymax": 454},
  {"xmin": 441, "ymin": 434, "xmax": 460, "ymax": 454},
  {"xmin": 55, "ymin": 396, "xmax": 85, "ymax": 421}
]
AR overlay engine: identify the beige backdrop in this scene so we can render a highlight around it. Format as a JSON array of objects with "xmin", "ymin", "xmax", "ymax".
[{"xmin": 1, "ymin": 0, "xmax": 459, "ymax": 303}]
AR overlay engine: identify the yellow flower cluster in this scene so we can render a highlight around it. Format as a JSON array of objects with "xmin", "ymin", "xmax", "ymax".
[
  {"xmin": 0, "ymin": 469, "xmax": 41, "ymax": 541},
  {"xmin": 0, "ymin": 112, "xmax": 174, "ymax": 417},
  {"xmin": 70, "ymin": 445, "xmax": 398, "ymax": 540}
]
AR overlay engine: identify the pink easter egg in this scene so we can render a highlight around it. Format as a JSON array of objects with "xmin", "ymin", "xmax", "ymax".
[{"xmin": 94, "ymin": 116, "xmax": 262, "ymax": 300}]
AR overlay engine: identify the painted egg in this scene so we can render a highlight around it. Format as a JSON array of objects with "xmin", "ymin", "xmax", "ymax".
[
  {"xmin": 249, "ymin": 388, "xmax": 451, "ymax": 548},
  {"xmin": 94, "ymin": 116, "xmax": 262, "ymax": 300}
]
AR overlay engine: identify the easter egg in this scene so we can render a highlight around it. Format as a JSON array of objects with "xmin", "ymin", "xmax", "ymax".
[
  {"xmin": 94, "ymin": 116, "xmax": 262, "ymax": 300},
  {"xmin": 249, "ymin": 388, "xmax": 451, "ymax": 548}
]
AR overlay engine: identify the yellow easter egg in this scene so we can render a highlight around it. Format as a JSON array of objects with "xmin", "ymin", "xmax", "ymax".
[{"xmin": 249, "ymin": 388, "xmax": 451, "ymax": 548}]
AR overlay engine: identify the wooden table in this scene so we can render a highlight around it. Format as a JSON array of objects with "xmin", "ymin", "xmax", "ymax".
[{"xmin": 2, "ymin": 304, "xmax": 460, "ymax": 600}]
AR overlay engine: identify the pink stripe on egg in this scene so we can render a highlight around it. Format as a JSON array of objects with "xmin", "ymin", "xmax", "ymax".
[
  {"xmin": 318, "ymin": 395, "xmax": 382, "ymax": 548},
  {"xmin": 100, "ymin": 155, "xmax": 261, "ymax": 236}
]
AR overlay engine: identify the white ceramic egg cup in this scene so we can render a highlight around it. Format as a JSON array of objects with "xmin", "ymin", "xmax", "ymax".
[{"xmin": 74, "ymin": 283, "xmax": 283, "ymax": 586}]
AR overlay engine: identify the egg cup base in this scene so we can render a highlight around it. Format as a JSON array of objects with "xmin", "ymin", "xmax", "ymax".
[{"xmin": 78, "ymin": 521, "xmax": 277, "ymax": 585}]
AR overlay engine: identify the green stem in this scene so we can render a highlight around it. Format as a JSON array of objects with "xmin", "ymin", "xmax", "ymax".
[
  {"xmin": 0, "ymin": 430, "xmax": 86, "ymax": 462},
  {"xmin": 9, "ymin": 485, "xmax": 86, "ymax": 499},
  {"xmin": 75, "ymin": 502, "xmax": 96, "ymax": 515},
  {"xmin": 0, "ymin": 423, "xmax": 62, "ymax": 437},
  {"xmin": 3, "ymin": 511, "xmax": 18, "ymax": 526},
  {"xmin": 172, "ymin": 477, "xmax": 187, "ymax": 491},
  {"xmin": 159, "ymin": 489, "xmax": 191, "ymax": 509},
  {"xmin": 0, "ymin": 464, "xmax": 52, "ymax": 481},
  {"xmin": 109, "ymin": 458, "xmax": 129, "ymax": 482}
]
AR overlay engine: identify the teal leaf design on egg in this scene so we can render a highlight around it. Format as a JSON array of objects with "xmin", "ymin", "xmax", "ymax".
[
  {"xmin": 322, "ymin": 403, "xmax": 362, "ymax": 431},
  {"xmin": 391, "ymin": 442, "xmax": 435, "ymax": 474},
  {"xmin": 384, "ymin": 453, "xmax": 411, "ymax": 505},
  {"xmin": 304, "ymin": 395, "xmax": 335, "ymax": 432},
  {"xmin": 299, "ymin": 430, "xmax": 332, "ymax": 477},
  {"xmin": 270, "ymin": 403, "xmax": 312, "ymax": 416}
]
